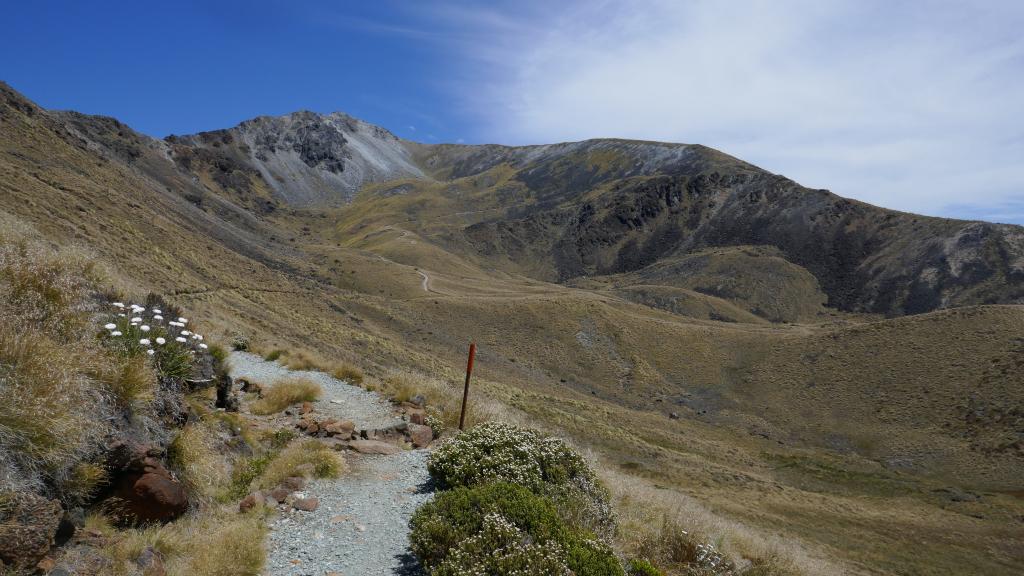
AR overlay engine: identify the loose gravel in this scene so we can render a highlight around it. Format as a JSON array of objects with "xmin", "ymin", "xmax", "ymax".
[
  {"xmin": 263, "ymin": 450, "xmax": 432, "ymax": 576},
  {"xmin": 227, "ymin": 352, "xmax": 433, "ymax": 576},
  {"xmin": 228, "ymin": 351, "xmax": 402, "ymax": 430}
]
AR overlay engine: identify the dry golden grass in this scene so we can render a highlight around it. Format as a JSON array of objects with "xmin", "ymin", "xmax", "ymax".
[
  {"xmin": 258, "ymin": 438, "xmax": 344, "ymax": 489},
  {"xmin": 249, "ymin": 377, "xmax": 322, "ymax": 415},
  {"xmin": 91, "ymin": 508, "xmax": 267, "ymax": 576},
  {"xmin": 3, "ymin": 97, "xmax": 1022, "ymax": 574},
  {"xmin": 168, "ymin": 423, "xmax": 230, "ymax": 502},
  {"xmin": 603, "ymin": 468, "xmax": 830, "ymax": 575},
  {"xmin": 370, "ymin": 368, "xmax": 509, "ymax": 431}
]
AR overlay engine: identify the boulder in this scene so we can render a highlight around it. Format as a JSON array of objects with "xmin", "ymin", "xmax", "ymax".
[
  {"xmin": 408, "ymin": 411, "xmax": 426, "ymax": 426},
  {"xmin": 282, "ymin": 477, "xmax": 306, "ymax": 491},
  {"xmin": 299, "ymin": 401, "xmax": 314, "ymax": 415},
  {"xmin": 407, "ymin": 423, "xmax": 433, "ymax": 448},
  {"xmin": 109, "ymin": 468, "xmax": 189, "ymax": 524},
  {"xmin": 0, "ymin": 492, "xmax": 64, "ymax": 570},
  {"xmin": 349, "ymin": 440, "xmax": 401, "ymax": 455},
  {"xmin": 293, "ymin": 497, "xmax": 319, "ymax": 512}
]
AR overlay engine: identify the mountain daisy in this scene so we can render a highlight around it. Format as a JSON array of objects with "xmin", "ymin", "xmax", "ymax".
[
  {"xmin": 104, "ymin": 323, "xmax": 117, "ymax": 330},
  {"xmin": 175, "ymin": 337, "xmax": 187, "ymax": 343},
  {"xmin": 155, "ymin": 337, "xmax": 166, "ymax": 345},
  {"xmin": 139, "ymin": 338, "xmax": 151, "ymax": 346}
]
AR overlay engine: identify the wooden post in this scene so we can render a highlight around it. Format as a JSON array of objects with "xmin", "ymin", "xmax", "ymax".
[{"xmin": 458, "ymin": 342, "xmax": 476, "ymax": 430}]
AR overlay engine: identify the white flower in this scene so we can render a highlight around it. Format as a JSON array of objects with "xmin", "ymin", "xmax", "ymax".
[
  {"xmin": 199, "ymin": 343, "xmax": 208, "ymax": 349},
  {"xmin": 196, "ymin": 334, "xmax": 203, "ymax": 341},
  {"xmin": 177, "ymin": 317, "xmax": 188, "ymax": 324},
  {"xmin": 104, "ymin": 323, "xmax": 117, "ymax": 330},
  {"xmin": 112, "ymin": 302, "xmax": 125, "ymax": 308},
  {"xmin": 131, "ymin": 317, "xmax": 142, "ymax": 323},
  {"xmin": 181, "ymin": 330, "xmax": 191, "ymax": 336},
  {"xmin": 155, "ymin": 337, "xmax": 166, "ymax": 345},
  {"xmin": 118, "ymin": 313, "xmax": 126, "ymax": 317},
  {"xmin": 140, "ymin": 325, "xmax": 150, "ymax": 332},
  {"xmin": 152, "ymin": 309, "xmax": 162, "ymax": 314},
  {"xmin": 175, "ymin": 337, "xmax": 187, "ymax": 343},
  {"xmin": 191, "ymin": 334, "xmax": 200, "ymax": 340},
  {"xmin": 146, "ymin": 349, "xmax": 155, "ymax": 356},
  {"xmin": 111, "ymin": 331, "xmax": 122, "ymax": 336},
  {"xmin": 153, "ymin": 315, "xmax": 163, "ymax": 321},
  {"xmin": 139, "ymin": 339, "xmax": 151, "ymax": 346}
]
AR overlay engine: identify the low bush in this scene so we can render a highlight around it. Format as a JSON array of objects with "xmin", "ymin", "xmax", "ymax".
[
  {"xmin": 249, "ymin": 377, "xmax": 321, "ymax": 415},
  {"xmin": 410, "ymin": 482, "xmax": 622, "ymax": 575},
  {"xmin": 627, "ymin": 558, "xmax": 665, "ymax": 576},
  {"xmin": 428, "ymin": 422, "xmax": 614, "ymax": 537}
]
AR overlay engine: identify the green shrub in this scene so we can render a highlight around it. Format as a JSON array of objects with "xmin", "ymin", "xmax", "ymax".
[
  {"xmin": 428, "ymin": 422, "xmax": 614, "ymax": 537},
  {"xmin": 409, "ymin": 482, "xmax": 623, "ymax": 576},
  {"xmin": 627, "ymin": 558, "xmax": 665, "ymax": 576}
]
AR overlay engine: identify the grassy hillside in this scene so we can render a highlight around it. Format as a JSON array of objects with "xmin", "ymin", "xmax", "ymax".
[{"xmin": 1, "ymin": 82, "xmax": 1022, "ymax": 574}]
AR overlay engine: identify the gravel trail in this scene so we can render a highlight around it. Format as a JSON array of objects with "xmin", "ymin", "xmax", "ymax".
[
  {"xmin": 229, "ymin": 352, "xmax": 402, "ymax": 430},
  {"xmin": 263, "ymin": 450, "xmax": 432, "ymax": 576},
  {"xmin": 227, "ymin": 352, "xmax": 433, "ymax": 576}
]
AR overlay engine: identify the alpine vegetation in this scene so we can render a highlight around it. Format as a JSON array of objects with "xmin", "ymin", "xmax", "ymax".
[{"xmin": 412, "ymin": 422, "xmax": 621, "ymax": 575}]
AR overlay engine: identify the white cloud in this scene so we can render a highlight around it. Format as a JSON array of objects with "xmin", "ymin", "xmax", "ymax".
[{"xmin": 432, "ymin": 0, "xmax": 1024, "ymax": 223}]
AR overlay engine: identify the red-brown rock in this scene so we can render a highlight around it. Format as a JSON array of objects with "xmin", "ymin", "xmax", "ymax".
[
  {"xmin": 282, "ymin": 477, "xmax": 306, "ymax": 491},
  {"xmin": 408, "ymin": 411, "xmax": 426, "ymax": 425},
  {"xmin": 299, "ymin": 401, "xmax": 314, "ymax": 415},
  {"xmin": 269, "ymin": 487, "xmax": 293, "ymax": 503},
  {"xmin": 407, "ymin": 423, "xmax": 433, "ymax": 448},
  {"xmin": 239, "ymin": 492, "xmax": 265, "ymax": 513},
  {"xmin": 293, "ymin": 497, "xmax": 319, "ymax": 512}
]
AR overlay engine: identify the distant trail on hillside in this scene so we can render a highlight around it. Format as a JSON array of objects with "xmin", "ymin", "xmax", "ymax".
[{"xmin": 418, "ymin": 270, "xmax": 431, "ymax": 293}]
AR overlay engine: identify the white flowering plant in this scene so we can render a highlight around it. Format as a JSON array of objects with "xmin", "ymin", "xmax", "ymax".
[
  {"xmin": 409, "ymin": 482, "xmax": 623, "ymax": 576},
  {"xmin": 428, "ymin": 421, "xmax": 616, "ymax": 538},
  {"xmin": 99, "ymin": 299, "xmax": 209, "ymax": 380}
]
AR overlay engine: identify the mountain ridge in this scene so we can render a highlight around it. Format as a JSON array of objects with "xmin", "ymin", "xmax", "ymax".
[{"xmin": 6, "ymin": 79, "xmax": 1017, "ymax": 317}]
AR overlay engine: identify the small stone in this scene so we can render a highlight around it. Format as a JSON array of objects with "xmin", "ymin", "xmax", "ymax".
[
  {"xmin": 239, "ymin": 491, "xmax": 265, "ymax": 512},
  {"xmin": 36, "ymin": 557, "xmax": 56, "ymax": 572},
  {"xmin": 269, "ymin": 487, "xmax": 292, "ymax": 503},
  {"xmin": 282, "ymin": 477, "xmax": 306, "ymax": 491},
  {"xmin": 669, "ymin": 412, "xmax": 680, "ymax": 419},
  {"xmin": 349, "ymin": 440, "xmax": 401, "ymax": 455},
  {"xmin": 355, "ymin": 523, "xmax": 366, "ymax": 532},
  {"xmin": 299, "ymin": 401, "xmax": 314, "ymax": 415},
  {"xmin": 293, "ymin": 497, "xmax": 319, "ymax": 512},
  {"xmin": 136, "ymin": 546, "xmax": 166, "ymax": 576}
]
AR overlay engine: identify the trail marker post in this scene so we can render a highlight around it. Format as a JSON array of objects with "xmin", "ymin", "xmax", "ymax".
[{"xmin": 458, "ymin": 342, "xmax": 476, "ymax": 430}]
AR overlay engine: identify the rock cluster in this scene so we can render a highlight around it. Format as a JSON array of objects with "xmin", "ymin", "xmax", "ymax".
[
  {"xmin": 294, "ymin": 406, "xmax": 433, "ymax": 450},
  {"xmin": 239, "ymin": 476, "xmax": 319, "ymax": 514}
]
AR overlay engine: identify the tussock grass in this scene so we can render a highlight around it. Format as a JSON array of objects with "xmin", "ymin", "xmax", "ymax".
[
  {"xmin": 258, "ymin": 438, "xmax": 344, "ymax": 489},
  {"xmin": 93, "ymin": 354, "xmax": 157, "ymax": 410},
  {"xmin": 0, "ymin": 231, "xmax": 112, "ymax": 498},
  {"xmin": 249, "ymin": 377, "xmax": 321, "ymax": 415},
  {"xmin": 371, "ymin": 368, "xmax": 507, "ymax": 431},
  {"xmin": 91, "ymin": 509, "xmax": 267, "ymax": 576},
  {"xmin": 257, "ymin": 346, "xmax": 365, "ymax": 384},
  {"xmin": 168, "ymin": 424, "xmax": 230, "ymax": 502},
  {"xmin": 602, "ymin": 468, "xmax": 830, "ymax": 576}
]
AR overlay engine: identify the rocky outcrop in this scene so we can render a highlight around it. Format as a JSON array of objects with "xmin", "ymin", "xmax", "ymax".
[
  {"xmin": 0, "ymin": 492, "xmax": 63, "ymax": 570},
  {"xmin": 103, "ymin": 442, "xmax": 188, "ymax": 524}
]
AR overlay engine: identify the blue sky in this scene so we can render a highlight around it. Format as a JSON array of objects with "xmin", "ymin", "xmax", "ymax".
[{"xmin": 2, "ymin": 1, "xmax": 1022, "ymax": 223}]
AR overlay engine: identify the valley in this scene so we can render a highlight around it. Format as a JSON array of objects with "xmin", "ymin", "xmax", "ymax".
[{"xmin": 1, "ymin": 81, "xmax": 1022, "ymax": 574}]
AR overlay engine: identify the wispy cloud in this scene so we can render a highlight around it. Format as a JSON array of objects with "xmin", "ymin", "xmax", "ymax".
[{"xmin": 425, "ymin": 0, "xmax": 1024, "ymax": 223}]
